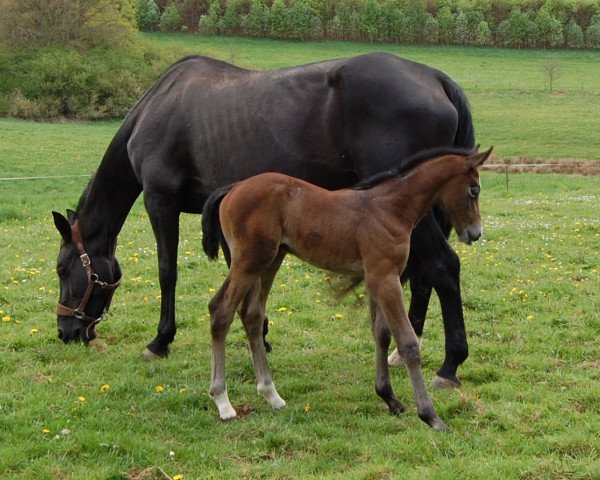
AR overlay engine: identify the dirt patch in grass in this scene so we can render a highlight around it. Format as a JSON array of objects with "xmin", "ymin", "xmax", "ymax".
[{"xmin": 483, "ymin": 156, "xmax": 600, "ymax": 175}]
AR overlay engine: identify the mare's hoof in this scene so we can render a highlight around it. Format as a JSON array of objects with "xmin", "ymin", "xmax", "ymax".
[
  {"xmin": 431, "ymin": 420, "xmax": 451, "ymax": 433},
  {"xmin": 431, "ymin": 375, "xmax": 460, "ymax": 389},
  {"xmin": 142, "ymin": 348, "xmax": 163, "ymax": 360},
  {"xmin": 387, "ymin": 349, "xmax": 404, "ymax": 366}
]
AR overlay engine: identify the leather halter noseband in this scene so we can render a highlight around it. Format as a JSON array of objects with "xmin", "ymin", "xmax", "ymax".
[{"xmin": 56, "ymin": 222, "xmax": 121, "ymax": 339}]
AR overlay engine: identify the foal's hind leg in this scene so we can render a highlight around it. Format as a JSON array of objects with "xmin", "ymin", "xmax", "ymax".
[
  {"xmin": 208, "ymin": 274, "xmax": 257, "ymax": 420},
  {"xmin": 370, "ymin": 298, "xmax": 405, "ymax": 415},
  {"xmin": 239, "ymin": 278, "xmax": 286, "ymax": 411}
]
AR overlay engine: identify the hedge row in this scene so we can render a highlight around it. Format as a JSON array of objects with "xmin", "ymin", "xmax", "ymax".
[{"xmin": 138, "ymin": 0, "xmax": 600, "ymax": 48}]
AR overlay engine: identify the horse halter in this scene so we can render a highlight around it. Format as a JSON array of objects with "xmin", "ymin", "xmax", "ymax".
[{"xmin": 56, "ymin": 222, "xmax": 121, "ymax": 339}]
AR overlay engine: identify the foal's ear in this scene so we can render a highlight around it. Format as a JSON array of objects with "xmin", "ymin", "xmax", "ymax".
[
  {"xmin": 52, "ymin": 211, "xmax": 72, "ymax": 243},
  {"xmin": 467, "ymin": 147, "xmax": 493, "ymax": 170}
]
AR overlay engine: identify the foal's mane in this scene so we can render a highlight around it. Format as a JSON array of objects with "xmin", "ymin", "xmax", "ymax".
[{"xmin": 352, "ymin": 147, "xmax": 475, "ymax": 191}]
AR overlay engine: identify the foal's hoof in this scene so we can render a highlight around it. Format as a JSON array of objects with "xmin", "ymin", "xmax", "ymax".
[
  {"xmin": 141, "ymin": 348, "xmax": 163, "ymax": 361},
  {"xmin": 431, "ymin": 375, "xmax": 460, "ymax": 389},
  {"xmin": 431, "ymin": 419, "xmax": 451, "ymax": 433}
]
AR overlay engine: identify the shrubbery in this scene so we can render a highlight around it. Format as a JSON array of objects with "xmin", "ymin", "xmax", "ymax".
[
  {"xmin": 190, "ymin": 0, "xmax": 600, "ymax": 47},
  {"xmin": 0, "ymin": 44, "xmax": 173, "ymax": 120}
]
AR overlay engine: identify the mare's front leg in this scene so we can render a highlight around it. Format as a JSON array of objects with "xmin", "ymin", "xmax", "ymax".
[
  {"xmin": 390, "ymin": 213, "xmax": 468, "ymax": 389},
  {"xmin": 369, "ymin": 298, "xmax": 405, "ymax": 415},
  {"xmin": 142, "ymin": 192, "xmax": 180, "ymax": 359},
  {"xmin": 366, "ymin": 268, "xmax": 448, "ymax": 432}
]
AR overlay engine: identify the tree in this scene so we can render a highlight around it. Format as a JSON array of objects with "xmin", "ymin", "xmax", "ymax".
[
  {"xmin": 535, "ymin": 8, "xmax": 564, "ymax": 47},
  {"xmin": 437, "ymin": 6, "xmax": 456, "ymax": 44},
  {"xmin": 0, "ymin": 0, "xmax": 136, "ymax": 49},
  {"xmin": 136, "ymin": 0, "xmax": 160, "ymax": 31},
  {"xmin": 586, "ymin": 16, "xmax": 600, "ymax": 47},
  {"xmin": 541, "ymin": 57, "xmax": 561, "ymax": 92},
  {"xmin": 198, "ymin": 1, "xmax": 222, "ymax": 35},
  {"xmin": 160, "ymin": 3, "xmax": 183, "ymax": 31},
  {"xmin": 564, "ymin": 18, "xmax": 584, "ymax": 47}
]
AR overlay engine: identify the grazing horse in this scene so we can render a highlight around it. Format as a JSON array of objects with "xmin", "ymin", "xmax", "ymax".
[
  {"xmin": 201, "ymin": 148, "xmax": 491, "ymax": 430},
  {"xmin": 52, "ymin": 52, "xmax": 475, "ymax": 387}
]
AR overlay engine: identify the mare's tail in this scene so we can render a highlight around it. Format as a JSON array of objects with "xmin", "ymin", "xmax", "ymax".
[
  {"xmin": 201, "ymin": 184, "xmax": 235, "ymax": 266},
  {"xmin": 441, "ymin": 77, "xmax": 475, "ymax": 150}
]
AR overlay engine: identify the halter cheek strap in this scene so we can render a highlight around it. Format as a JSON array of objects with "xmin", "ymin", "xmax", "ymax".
[{"xmin": 56, "ymin": 222, "xmax": 121, "ymax": 339}]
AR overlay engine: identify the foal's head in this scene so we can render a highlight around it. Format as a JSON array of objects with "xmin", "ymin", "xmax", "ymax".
[{"xmin": 437, "ymin": 148, "xmax": 492, "ymax": 245}]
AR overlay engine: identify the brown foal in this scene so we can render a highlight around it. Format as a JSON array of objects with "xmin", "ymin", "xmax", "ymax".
[{"xmin": 202, "ymin": 148, "xmax": 491, "ymax": 431}]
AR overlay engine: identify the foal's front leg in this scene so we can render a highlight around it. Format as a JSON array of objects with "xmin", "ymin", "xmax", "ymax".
[{"xmin": 367, "ymin": 271, "xmax": 448, "ymax": 432}]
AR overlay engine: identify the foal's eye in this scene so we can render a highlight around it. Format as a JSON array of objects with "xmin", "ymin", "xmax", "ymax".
[{"xmin": 469, "ymin": 184, "xmax": 480, "ymax": 199}]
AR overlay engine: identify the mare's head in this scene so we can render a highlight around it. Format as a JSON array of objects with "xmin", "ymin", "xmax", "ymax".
[
  {"xmin": 437, "ymin": 148, "xmax": 492, "ymax": 244},
  {"xmin": 52, "ymin": 210, "xmax": 121, "ymax": 344}
]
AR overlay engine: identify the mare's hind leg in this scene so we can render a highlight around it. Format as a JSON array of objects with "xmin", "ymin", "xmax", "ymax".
[
  {"xmin": 388, "ymin": 279, "xmax": 430, "ymax": 367},
  {"xmin": 370, "ymin": 298, "xmax": 405, "ymax": 415},
  {"xmin": 208, "ymin": 273, "xmax": 257, "ymax": 420},
  {"xmin": 239, "ymin": 278, "xmax": 286, "ymax": 411}
]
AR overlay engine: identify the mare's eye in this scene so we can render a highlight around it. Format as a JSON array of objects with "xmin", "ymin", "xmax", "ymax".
[{"xmin": 469, "ymin": 184, "xmax": 480, "ymax": 199}]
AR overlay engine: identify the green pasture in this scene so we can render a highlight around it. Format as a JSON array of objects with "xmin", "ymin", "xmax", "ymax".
[{"xmin": 1, "ymin": 39, "xmax": 600, "ymax": 479}]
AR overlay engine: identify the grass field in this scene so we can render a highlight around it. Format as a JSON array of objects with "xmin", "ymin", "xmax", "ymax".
[{"xmin": 1, "ymin": 38, "xmax": 600, "ymax": 479}]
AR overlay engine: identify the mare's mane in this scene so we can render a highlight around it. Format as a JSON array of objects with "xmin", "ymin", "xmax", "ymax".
[
  {"xmin": 75, "ymin": 173, "xmax": 96, "ymax": 214},
  {"xmin": 352, "ymin": 147, "xmax": 475, "ymax": 191}
]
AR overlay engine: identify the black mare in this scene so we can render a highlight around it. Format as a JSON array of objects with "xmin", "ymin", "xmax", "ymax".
[{"xmin": 53, "ymin": 52, "xmax": 475, "ymax": 387}]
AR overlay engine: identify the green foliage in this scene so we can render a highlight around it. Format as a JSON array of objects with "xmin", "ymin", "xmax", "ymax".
[
  {"xmin": 136, "ymin": 0, "xmax": 161, "ymax": 31},
  {"xmin": 0, "ymin": 43, "xmax": 174, "ymax": 120},
  {"xmin": 498, "ymin": 7, "xmax": 538, "ymax": 47},
  {"xmin": 0, "ymin": 0, "xmax": 135, "ymax": 49},
  {"xmin": 198, "ymin": 1, "xmax": 222, "ymax": 34},
  {"xmin": 270, "ymin": 0, "xmax": 291, "ymax": 38},
  {"xmin": 565, "ymin": 17, "xmax": 585, "ymax": 46},
  {"xmin": 437, "ymin": 6, "xmax": 456, "ymax": 43},
  {"xmin": 244, "ymin": 0, "xmax": 272, "ymax": 37},
  {"xmin": 288, "ymin": 0, "xmax": 322, "ymax": 39},
  {"xmin": 160, "ymin": 3, "xmax": 183, "ymax": 31},
  {"xmin": 535, "ymin": 8, "xmax": 565, "ymax": 47},
  {"xmin": 586, "ymin": 16, "xmax": 600, "ymax": 46}
]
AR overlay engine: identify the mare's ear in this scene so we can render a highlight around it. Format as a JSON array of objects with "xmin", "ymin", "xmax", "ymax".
[
  {"xmin": 467, "ymin": 147, "xmax": 493, "ymax": 170},
  {"xmin": 66, "ymin": 209, "xmax": 79, "ymax": 224},
  {"xmin": 53, "ymin": 211, "xmax": 72, "ymax": 243}
]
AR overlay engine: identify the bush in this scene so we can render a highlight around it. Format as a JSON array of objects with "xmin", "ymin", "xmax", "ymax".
[
  {"xmin": 586, "ymin": 18, "xmax": 600, "ymax": 47},
  {"xmin": 0, "ymin": 44, "xmax": 170, "ymax": 120},
  {"xmin": 535, "ymin": 8, "xmax": 565, "ymax": 47},
  {"xmin": 270, "ymin": 0, "xmax": 291, "ymax": 38},
  {"xmin": 564, "ymin": 18, "xmax": 584, "ymax": 46},
  {"xmin": 136, "ymin": 0, "xmax": 161, "ymax": 31},
  {"xmin": 160, "ymin": 3, "xmax": 183, "ymax": 31},
  {"xmin": 198, "ymin": 1, "xmax": 222, "ymax": 35},
  {"xmin": 498, "ymin": 8, "xmax": 538, "ymax": 47},
  {"xmin": 244, "ymin": 0, "xmax": 271, "ymax": 37},
  {"xmin": 288, "ymin": 0, "xmax": 321, "ymax": 39},
  {"xmin": 437, "ymin": 6, "xmax": 456, "ymax": 44}
]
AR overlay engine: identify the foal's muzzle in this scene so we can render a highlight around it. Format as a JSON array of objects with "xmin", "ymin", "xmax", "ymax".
[{"xmin": 460, "ymin": 224, "xmax": 483, "ymax": 244}]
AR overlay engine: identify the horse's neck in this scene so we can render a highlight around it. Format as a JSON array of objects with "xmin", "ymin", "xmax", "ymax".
[
  {"xmin": 382, "ymin": 157, "xmax": 462, "ymax": 226},
  {"xmin": 78, "ymin": 155, "xmax": 141, "ymax": 256}
]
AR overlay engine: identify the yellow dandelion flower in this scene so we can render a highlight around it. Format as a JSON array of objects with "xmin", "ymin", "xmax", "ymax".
[
  {"xmin": 2, "ymin": 316, "xmax": 11, "ymax": 322},
  {"xmin": 278, "ymin": 307, "xmax": 287, "ymax": 312},
  {"xmin": 100, "ymin": 384, "xmax": 110, "ymax": 393},
  {"xmin": 173, "ymin": 475, "xmax": 184, "ymax": 480},
  {"xmin": 526, "ymin": 315, "xmax": 534, "ymax": 321},
  {"xmin": 334, "ymin": 313, "xmax": 343, "ymax": 319},
  {"xmin": 208, "ymin": 288, "xmax": 216, "ymax": 293},
  {"xmin": 42, "ymin": 428, "xmax": 50, "ymax": 434},
  {"xmin": 155, "ymin": 385, "xmax": 165, "ymax": 394},
  {"xmin": 78, "ymin": 396, "xmax": 86, "ymax": 402},
  {"xmin": 30, "ymin": 328, "xmax": 39, "ymax": 335},
  {"xmin": 304, "ymin": 403, "xmax": 311, "ymax": 413}
]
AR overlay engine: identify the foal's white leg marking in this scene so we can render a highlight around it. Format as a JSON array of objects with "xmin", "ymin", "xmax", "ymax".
[
  {"xmin": 257, "ymin": 382, "xmax": 286, "ymax": 410},
  {"xmin": 211, "ymin": 390, "xmax": 237, "ymax": 420},
  {"xmin": 388, "ymin": 338, "xmax": 422, "ymax": 367}
]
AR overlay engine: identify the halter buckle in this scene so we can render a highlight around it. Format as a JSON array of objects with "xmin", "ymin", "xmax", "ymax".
[
  {"xmin": 80, "ymin": 253, "xmax": 91, "ymax": 267},
  {"xmin": 74, "ymin": 310, "xmax": 85, "ymax": 320}
]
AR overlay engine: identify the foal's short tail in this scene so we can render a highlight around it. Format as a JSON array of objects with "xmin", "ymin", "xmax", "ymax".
[{"xmin": 202, "ymin": 184, "xmax": 234, "ymax": 266}]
